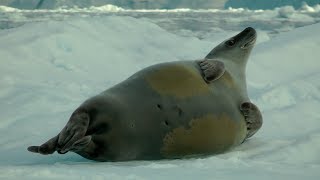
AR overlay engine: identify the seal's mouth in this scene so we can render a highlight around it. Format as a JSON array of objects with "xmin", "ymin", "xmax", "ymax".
[{"xmin": 241, "ymin": 36, "xmax": 256, "ymax": 49}]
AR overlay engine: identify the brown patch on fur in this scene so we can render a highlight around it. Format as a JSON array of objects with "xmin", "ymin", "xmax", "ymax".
[
  {"xmin": 145, "ymin": 64, "xmax": 210, "ymax": 99},
  {"xmin": 161, "ymin": 113, "xmax": 246, "ymax": 158}
]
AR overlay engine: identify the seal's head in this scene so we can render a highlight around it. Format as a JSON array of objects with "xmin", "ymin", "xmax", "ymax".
[{"xmin": 206, "ymin": 27, "xmax": 257, "ymax": 67}]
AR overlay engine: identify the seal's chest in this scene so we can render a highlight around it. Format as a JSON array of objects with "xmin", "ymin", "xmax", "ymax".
[{"xmin": 145, "ymin": 63, "xmax": 211, "ymax": 99}]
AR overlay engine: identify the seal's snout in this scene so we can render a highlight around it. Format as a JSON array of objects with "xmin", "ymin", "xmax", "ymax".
[
  {"xmin": 242, "ymin": 27, "xmax": 257, "ymax": 39},
  {"xmin": 243, "ymin": 27, "xmax": 256, "ymax": 34},
  {"xmin": 240, "ymin": 27, "xmax": 257, "ymax": 49}
]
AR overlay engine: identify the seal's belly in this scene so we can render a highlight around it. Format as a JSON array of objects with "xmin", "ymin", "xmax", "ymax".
[
  {"xmin": 110, "ymin": 62, "xmax": 247, "ymax": 158},
  {"xmin": 161, "ymin": 113, "xmax": 246, "ymax": 158}
]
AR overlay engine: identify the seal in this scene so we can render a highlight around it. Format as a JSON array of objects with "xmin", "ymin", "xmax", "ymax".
[{"xmin": 28, "ymin": 27, "xmax": 262, "ymax": 161}]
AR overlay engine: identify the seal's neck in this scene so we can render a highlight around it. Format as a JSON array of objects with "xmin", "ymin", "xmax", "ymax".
[{"xmin": 224, "ymin": 60, "xmax": 249, "ymax": 100}]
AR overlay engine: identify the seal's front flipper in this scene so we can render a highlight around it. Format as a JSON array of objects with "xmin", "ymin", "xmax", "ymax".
[
  {"xmin": 240, "ymin": 102, "xmax": 263, "ymax": 139},
  {"xmin": 198, "ymin": 60, "xmax": 225, "ymax": 83}
]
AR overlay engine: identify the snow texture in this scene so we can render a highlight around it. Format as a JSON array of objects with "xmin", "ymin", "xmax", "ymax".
[
  {"xmin": 0, "ymin": 10, "xmax": 320, "ymax": 180},
  {"xmin": 225, "ymin": 0, "xmax": 320, "ymax": 10},
  {"xmin": 1, "ymin": 0, "xmax": 319, "ymax": 10},
  {"xmin": 1, "ymin": 4, "xmax": 320, "ymax": 41},
  {"xmin": 0, "ymin": 0, "xmax": 227, "ymax": 10}
]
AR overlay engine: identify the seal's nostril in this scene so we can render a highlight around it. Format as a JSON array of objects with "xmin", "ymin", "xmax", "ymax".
[
  {"xmin": 244, "ymin": 27, "xmax": 255, "ymax": 33},
  {"xmin": 243, "ymin": 27, "xmax": 256, "ymax": 37},
  {"xmin": 244, "ymin": 27, "xmax": 253, "ymax": 33}
]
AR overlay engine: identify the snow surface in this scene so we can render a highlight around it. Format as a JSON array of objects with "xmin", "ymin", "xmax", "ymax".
[
  {"xmin": 0, "ymin": 15, "xmax": 320, "ymax": 180},
  {"xmin": 225, "ymin": 0, "xmax": 320, "ymax": 10},
  {"xmin": 0, "ymin": 0, "xmax": 318, "ymax": 10},
  {"xmin": 1, "ymin": 4, "xmax": 320, "ymax": 41},
  {"xmin": 0, "ymin": 0, "xmax": 227, "ymax": 10}
]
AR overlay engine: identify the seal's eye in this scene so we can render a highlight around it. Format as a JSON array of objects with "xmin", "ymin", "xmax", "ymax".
[{"xmin": 226, "ymin": 40, "xmax": 235, "ymax": 47}]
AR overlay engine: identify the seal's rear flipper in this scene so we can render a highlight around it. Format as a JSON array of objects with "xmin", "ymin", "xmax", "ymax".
[
  {"xmin": 240, "ymin": 102, "xmax": 263, "ymax": 139},
  {"xmin": 27, "ymin": 109, "xmax": 90, "ymax": 155},
  {"xmin": 57, "ymin": 110, "xmax": 90, "ymax": 154},
  {"xmin": 198, "ymin": 60, "xmax": 225, "ymax": 83},
  {"xmin": 27, "ymin": 135, "xmax": 59, "ymax": 155},
  {"xmin": 69, "ymin": 136, "xmax": 92, "ymax": 152}
]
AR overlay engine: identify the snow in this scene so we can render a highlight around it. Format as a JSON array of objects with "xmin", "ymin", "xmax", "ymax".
[
  {"xmin": 225, "ymin": 0, "xmax": 320, "ymax": 10},
  {"xmin": 2, "ymin": 3, "xmax": 320, "ymax": 13},
  {"xmin": 1, "ymin": 0, "xmax": 319, "ymax": 10},
  {"xmin": 1, "ymin": 4, "xmax": 320, "ymax": 43},
  {"xmin": 0, "ymin": 0, "xmax": 227, "ymax": 10},
  {"xmin": 0, "ymin": 11, "xmax": 320, "ymax": 180}
]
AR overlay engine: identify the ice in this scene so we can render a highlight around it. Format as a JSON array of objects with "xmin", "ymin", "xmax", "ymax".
[{"xmin": 0, "ymin": 12, "xmax": 320, "ymax": 180}]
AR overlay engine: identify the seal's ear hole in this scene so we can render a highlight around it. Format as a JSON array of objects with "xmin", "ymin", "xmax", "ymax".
[
  {"xmin": 164, "ymin": 120, "xmax": 169, "ymax": 126},
  {"xmin": 157, "ymin": 104, "xmax": 163, "ymax": 110},
  {"xmin": 178, "ymin": 108, "xmax": 183, "ymax": 116}
]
